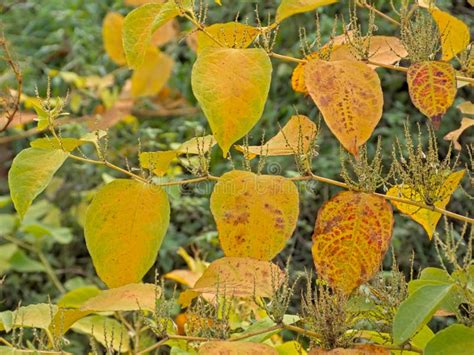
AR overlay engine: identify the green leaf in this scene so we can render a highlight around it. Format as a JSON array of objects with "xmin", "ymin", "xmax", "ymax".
[
  {"xmin": 8, "ymin": 148, "xmax": 68, "ymax": 219},
  {"xmin": 393, "ymin": 284, "xmax": 454, "ymax": 344},
  {"xmin": 0, "ymin": 243, "xmax": 19, "ymax": 274},
  {"xmin": 84, "ymin": 180, "xmax": 170, "ymax": 288},
  {"xmin": 0, "ymin": 215, "xmax": 16, "ymax": 235},
  {"xmin": 425, "ymin": 324, "xmax": 474, "ymax": 355},
  {"xmin": 9, "ymin": 249, "xmax": 45, "ymax": 273},
  {"xmin": 191, "ymin": 48, "xmax": 272, "ymax": 156},
  {"xmin": 0, "ymin": 304, "xmax": 57, "ymax": 332}
]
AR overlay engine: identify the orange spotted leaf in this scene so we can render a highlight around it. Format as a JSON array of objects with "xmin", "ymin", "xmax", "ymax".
[
  {"xmin": 312, "ymin": 191, "xmax": 393, "ymax": 294},
  {"xmin": 192, "ymin": 257, "xmax": 285, "ymax": 298},
  {"xmin": 387, "ymin": 170, "xmax": 465, "ymax": 239},
  {"xmin": 304, "ymin": 59, "xmax": 383, "ymax": 156},
  {"xmin": 210, "ymin": 170, "xmax": 299, "ymax": 260},
  {"xmin": 407, "ymin": 61, "xmax": 457, "ymax": 129}
]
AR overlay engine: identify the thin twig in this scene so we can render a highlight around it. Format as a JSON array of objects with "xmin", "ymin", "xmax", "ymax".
[
  {"xmin": 229, "ymin": 324, "xmax": 283, "ymax": 341},
  {"xmin": 356, "ymin": 0, "xmax": 401, "ymax": 26}
]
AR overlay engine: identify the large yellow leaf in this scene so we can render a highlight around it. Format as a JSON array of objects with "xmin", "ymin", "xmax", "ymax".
[
  {"xmin": 304, "ymin": 59, "xmax": 383, "ymax": 156},
  {"xmin": 102, "ymin": 12, "xmax": 127, "ymax": 66},
  {"xmin": 191, "ymin": 48, "xmax": 272, "ymax": 156},
  {"xmin": 276, "ymin": 0, "xmax": 338, "ymax": 23},
  {"xmin": 235, "ymin": 115, "xmax": 317, "ymax": 159},
  {"xmin": 140, "ymin": 135, "xmax": 216, "ymax": 176},
  {"xmin": 312, "ymin": 191, "xmax": 393, "ymax": 294},
  {"xmin": 430, "ymin": 8, "xmax": 470, "ymax": 61},
  {"xmin": 8, "ymin": 148, "xmax": 68, "ymax": 219},
  {"xmin": 192, "ymin": 256, "xmax": 285, "ymax": 297},
  {"xmin": 199, "ymin": 341, "xmax": 278, "ymax": 354},
  {"xmin": 386, "ymin": 170, "xmax": 465, "ymax": 239},
  {"xmin": 84, "ymin": 179, "xmax": 170, "ymax": 288},
  {"xmin": 131, "ymin": 46, "xmax": 173, "ymax": 97},
  {"xmin": 196, "ymin": 22, "xmax": 260, "ymax": 53},
  {"xmin": 407, "ymin": 61, "xmax": 457, "ymax": 129},
  {"xmin": 210, "ymin": 170, "xmax": 299, "ymax": 260}
]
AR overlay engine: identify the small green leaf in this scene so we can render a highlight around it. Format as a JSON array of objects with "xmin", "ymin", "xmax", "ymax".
[
  {"xmin": 393, "ymin": 284, "xmax": 454, "ymax": 344},
  {"xmin": 425, "ymin": 324, "xmax": 474, "ymax": 355},
  {"xmin": 8, "ymin": 148, "xmax": 68, "ymax": 219},
  {"xmin": 9, "ymin": 249, "xmax": 45, "ymax": 273}
]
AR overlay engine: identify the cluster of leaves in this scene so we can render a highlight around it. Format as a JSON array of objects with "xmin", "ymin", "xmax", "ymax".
[{"xmin": 0, "ymin": 0, "xmax": 473, "ymax": 354}]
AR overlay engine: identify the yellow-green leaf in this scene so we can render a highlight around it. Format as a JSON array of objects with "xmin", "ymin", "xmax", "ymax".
[
  {"xmin": 85, "ymin": 179, "xmax": 170, "ymax": 288},
  {"xmin": 235, "ymin": 115, "xmax": 317, "ymax": 159},
  {"xmin": 131, "ymin": 46, "xmax": 173, "ymax": 97},
  {"xmin": 0, "ymin": 304, "xmax": 57, "ymax": 332},
  {"xmin": 196, "ymin": 22, "xmax": 260, "ymax": 53},
  {"xmin": 387, "ymin": 170, "xmax": 465, "ymax": 239},
  {"xmin": 58, "ymin": 286, "xmax": 101, "ymax": 308},
  {"xmin": 407, "ymin": 61, "xmax": 457, "ymax": 129},
  {"xmin": 102, "ymin": 12, "xmax": 127, "ymax": 66},
  {"xmin": 192, "ymin": 257, "xmax": 285, "ymax": 297},
  {"xmin": 430, "ymin": 8, "xmax": 470, "ymax": 61},
  {"xmin": 312, "ymin": 191, "xmax": 393, "ymax": 294},
  {"xmin": 8, "ymin": 148, "xmax": 68, "ymax": 219},
  {"xmin": 276, "ymin": 0, "xmax": 338, "ymax": 23},
  {"xmin": 199, "ymin": 341, "xmax": 278, "ymax": 354},
  {"xmin": 210, "ymin": 170, "xmax": 299, "ymax": 260},
  {"xmin": 304, "ymin": 59, "xmax": 383, "ymax": 156},
  {"xmin": 191, "ymin": 48, "xmax": 272, "ymax": 156},
  {"xmin": 30, "ymin": 137, "xmax": 85, "ymax": 152},
  {"xmin": 276, "ymin": 341, "xmax": 308, "ymax": 355}
]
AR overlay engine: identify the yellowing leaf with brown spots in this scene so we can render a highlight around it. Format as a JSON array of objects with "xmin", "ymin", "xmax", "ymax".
[
  {"xmin": 140, "ymin": 135, "xmax": 216, "ymax": 176},
  {"xmin": 312, "ymin": 191, "xmax": 393, "ymax": 294},
  {"xmin": 85, "ymin": 179, "xmax": 170, "ymax": 288},
  {"xmin": 444, "ymin": 118, "xmax": 474, "ymax": 150},
  {"xmin": 235, "ymin": 115, "xmax": 317, "ymax": 159},
  {"xmin": 192, "ymin": 48, "xmax": 272, "ymax": 156},
  {"xmin": 191, "ymin": 49, "xmax": 271, "ymax": 156},
  {"xmin": 81, "ymin": 283, "xmax": 159, "ymax": 312},
  {"xmin": 131, "ymin": 47, "xmax": 173, "ymax": 97},
  {"xmin": 102, "ymin": 12, "xmax": 127, "ymax": 66},
  {"xmin": 304, "ymin": 59, "xmax": 383, "ymax": 156},
  {"xmin": 199, "ymin": 341, "xmax": 278, "ymax": 355},
  {"xmin": 386, "ymin": 170, "xmax": 465, "ymax": 239},
  {"xmin": 210, "ymin": 170, "xmax": 299, "ymax": 260},
  {"xmin": 276, "ymin": 0, "xmax": 338, "ymax": 23},
  {"xmin": 192, "ymin": 257, "xmax": 285, "ymax": 297},
  {"xmin": 430, "ymin": 8, "xmax": 470, "ymax": 61},
  {"xmin": 197, "ymin": 22, "xmax": 260, "ymax": 53},
  {"xmin": 407, "ymin": 61, "xmax": 457, "ymax": 129}
]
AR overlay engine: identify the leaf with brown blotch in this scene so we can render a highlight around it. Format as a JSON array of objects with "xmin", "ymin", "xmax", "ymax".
[
  {"xmin": 312, "ymin": 191, "xmax": 393, "ymax": 294},
  {"xmin": 196, "ymin": 22, "xmax": 260, "ymax": 53},
  {"xmin": 102, "ymin": 12, "xmax": 127, "ymax": 66},
  {"xmin": 304, "ymin": 59, "xmax": 383, "ymax": 156},
  {"xmin": 292, "ymin": 36, "xmax": 407, "ymax": 94},
  {"xmin": 131, "ymin": 47, "xmax": 174, "ymax": 97},
  {"xmin": 210, "ymin": 170, "xmax": 299, "ymax": 260},
  {"xmin": 235, "ymin": 115, "xmax": 317, "ymax": 159},
  {"xmin": 386, "ymin": 170, "xmax": 465, "ymax": 239},
  {"xmin": 199, "ymin": 341, "xmax": 278, "ymax": 355},
  {"xmin": 192, "ymin": 257, "xmax": 285, "ymax": 298},
  {"xmin": 407, "ymin": 61, "xmax": 457, "ymax": 129},
  {"xmin": 444, "ymin": 118, "xmax": 474, "ymax": 150},
  {"xmin": 191, "ymin": 47, "xmax": 272, "ymax": 157}
]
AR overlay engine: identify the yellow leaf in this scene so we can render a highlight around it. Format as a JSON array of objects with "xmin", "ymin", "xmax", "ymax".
[
  {"xmin": 235, "ymin": 115, "xmax": 317, "ymax": 159},
  {"xmin": 191, "ymin": 48, "xmax": 272, "ymax": 156},
  {"xmin": 131, "ymin": 47, "xmax": 174, "ymax": 97},
  {"xmin": 176, "ymin": 135, "xmax": 216, "ymax": 154},
  {"xmin": 151, "ymin": 19, "xmax": 179, "ymax": 47},
  {"xmin": 164, "ymin": 269, "xmax": 200, "ymax": 287},
  {"xmin": 30, "ymin": 137, "xmax": 85, "ymax": 152},
  {"xmin": 123, "ymin": 2, "xmax": 184, "ymax": 68},
  {"xmin": 210, "ymin": 170, "xmax": 299, "ymax": 260},
  {"xmin": 84, "ymin": 180, "xmax": 170, "ymax": 288},
  {"xmin": 192, "ymin": 256, "xmax": 285, "ymax": 297},
  {"xmin": 457, "ymin": 101, "xmax": 474, "ymax": 115},
  {"xmin": 387, "ymin": 170, "xmax": 465, "ymax": 238},
  {"xmin": 199, "ymin": 341, "xmax": 278, "ymax": 354},
  {"xmin": 196, "ymin": 22, "xmax": 260, "ymax": 53},
  {"xmin": 443, "ymin": 118, "xmax": 474, "ymax": 150},
  {"xmin": 140, "ymin": 151, "xmax": 179, "ymax": 176},
  {"xmin": 49, "ymin": 309, "xmax": 92, "ymax": 340},
  {"xmin": 276, "ymin": 0, "xmax": 338, "ymax": 23},
  {"xmin": 58, "ymin": 286, "xmax": 101, "ymax": 308},
  {"xmin": 292, "ymin": 36, "xmax": 407, "ymax": 94},
  {"xmin": 102, "ymin": 12, "xmax": 127, "ymax": 66},
  {"xmin": 308, "ymin": 345, "xmax": 389, "ymax": 354},
  {"xmin": 430, "ymin": 8, "xmax": 470, "ymax": 61},
  {"xmin": 276, "ymin": 341, "xmax": 308, "ymax": 355},
  {"xmin": 215, "ymin": 0, "xmax": 222, "ymax": 5},
  {"xmin": 407, "ymin": 61, "xmax": 457, "ymax": 129},
  {"xmin": 81, "ymin": 283, "xmax": 159, "ymax": 312},
  {"xmin": 312, "ymin": 191, "xmax": 393, "ymax": 294},
  {"xmin": 0, "ymin": 304, "xmax": 57, "ymax": 332},
  {"xmin": 125, "ymin": 0, "xmax": 164, "ymax": 6},
  {"xmin": 304, "ymin": 60, "xmax": 383, "ymax": 156}
]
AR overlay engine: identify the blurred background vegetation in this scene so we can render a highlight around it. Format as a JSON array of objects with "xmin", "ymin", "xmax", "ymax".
[{"xmin": 0, "ymin": 0, "xmax": 472, "ymax": 351}]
